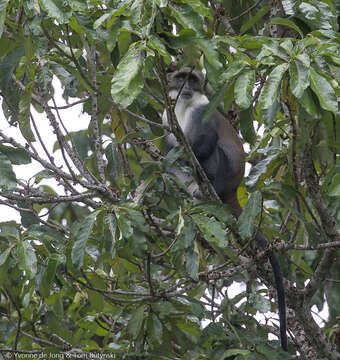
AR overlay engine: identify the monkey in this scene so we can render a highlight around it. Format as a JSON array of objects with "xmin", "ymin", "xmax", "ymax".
[{"xmin": 162, "ymin": 67, "xmax": 288, "ymax": 352}]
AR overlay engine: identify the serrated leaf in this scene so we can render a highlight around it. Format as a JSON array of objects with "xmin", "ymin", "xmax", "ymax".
[
  {"xmin": 234, "ymin": 69, "xmax": 255, "ymax": 109},
  {"xmin": 111, "ymin": 45, "xmax": 144, "ymax": 108},
  {"xmin": 0, "ymin": 153, "xmax": 16, "ymax": 189},
  {"xmin": 17, "ymin": 241, "xmax": 37, "ymax": 279},
  {"xmin": 238, "ymin": 191, "xmax": 262, "ymax": 239},
  {"xmin": 258, "ymin": 63, "xmax": 289, "ymax": 110},
  {"xmin": 127, "ymin": 305, "xmax": 146, "ymax": 339},
  {"xmin": 71, "ymin": 211, "xmax": 98, "ymax": 268},
  {"xmin": 309, "ymin": 67, "xmax": 338, "ymax": 113},
  {"xmin": 38, "ymin": 0, "xmax": 71, "ymax": 24},
  {"xmin": 289, "ymin": 60, "xmax": 309, "ymax": 99}
]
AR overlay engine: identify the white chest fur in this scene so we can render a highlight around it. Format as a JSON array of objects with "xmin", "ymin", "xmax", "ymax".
[{"xmin": 162, "ymin": 91, "xmax": 209, "ymax": 146}]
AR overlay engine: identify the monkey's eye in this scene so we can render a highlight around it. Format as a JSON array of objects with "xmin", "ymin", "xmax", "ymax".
[{"xmin": 175, "ymin": 74, "xmax": 186, "ymax": 83}]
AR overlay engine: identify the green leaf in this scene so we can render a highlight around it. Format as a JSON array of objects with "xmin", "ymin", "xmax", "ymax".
[
  {"xmin": 186, "ymin": 243, "xmax": 200, "ymax": 280},
  {"xmin": 148, "ymin": 35, "xmax": 171, "ymax": 64},
  {"xmin": 111, "ymin": 45, "xmax": 144, "ymax": 108},
  {"xmin": 238, "ymin": 191, "xmax": 262, "ymax": 239},
  {"xmin": 0, "ymin": 245, "xmax": 13, "ymax": 266},
  {"xmin": 191, "ymin": 214, "xmax": 227, "ymax": 248},
  {"xmin": 17, "ymin": 241, "xmax": 37, "ymax": 279},
  {"xmin": 40, "ymin": 254, "xmax": 61, "ymax": 297},
  {"xmin": 71, "ymin": 211, "xmax": 98, "ymax": 268},
  {"xmin": 103, "ymin": 213, "xmax": 117, "ymax": 253},
  {"xmin": 0, "ymin": 144, "xmax": 31, "ymax": 165},
  {"xmin": 191, "ymin": 202, "xmax": 234, "ymax": 225},
  {"xmin": 261, "ymin": 98, "xmax": 279, "ymax": 128},
  {"xmin": 38, "ymin": 0, "xmax": 71, "ymax": 24},
  {"xmin": 328, "ymin": 173, "xmax": 340, "ymax": 196},
  {"xmin": 174, "ymin": 216, "xmax": 196, "ymax": 251},
  {"xmin": 246, "ymin": 150, "xmax": 281, "ymax": 188},
  {"xmin": 202, "ymin": 80, "xmax": 232, "ymax": 123},
  {"xmin": 19, "ymin": 201, "xmax": 40, "ymax": 228},
  {"xmin": 0, "ymin": 0, "xmax": 9, "ymax": 39},
  {"xmin": 258, "ymin": 63, "xmax": 289, "ymax": 110},
  {"xmin": 155, "ymin": 0, "xmax": 168, "ymax": 7},
  {"xmin": 147, "ymin": 314, "xmax": 163, "ymax": 344},
  {"xmin": 270, "ymin": 17, "xmax": 304, "ymax": 38},
  {"xmin": 299, "ymin": 88, "xmax": 319, "ymax": 118},
  {"xmin": 196, "ymin": 38, "xmax": 222, "ymax": 71},
  {"xmin": 234, "ymin": 68, "xmax": 255, "ymax": 109},
  {"xmin": 88, "ymin": 289, "xmax": 104, "ymax": 311},
  {"xmin": 93, "ymin": 12, "xmax": 113, "ymax": 29},
  {"xmin": 72, "ymin": 130, "xmax": 90, "ymax": 162},
  {"xmin": 18, "ymin": 82, "xmax": 36, "ymax": 142},
  {"xmin": 105, "ymin": 141, "xmax": 120, "ymax": 183},
  {"xmin": 224, "ymin": 349, "xmax": 251, "ymax": 357},
  {"xmin": 240, "ymin": 109, "xmax": 256, "ymax": 145},
  {"xmin": 170, "ymin": 4, "xmax": 204, "ymax": 35},
  {"xmin": 289, "ymin": 60, "xmax": 309, "ymax": 99},
  {"xmin": 33, "ymin": 169, "xmax": 56, "ymax": 184},
  {"xmin": 184, "ymin": 0, "xmax": 212, "ymax": 19},
  {"xmin": 127, "ymin": 305, "xmax": 146, "ymax": 339},
  {"xmin": 240, "ymin": 5, "xmax": 271, "ymax": 34},
  {"xmin": 309, "ymin": 67, "xmax": 338, "ymax": 113},
  {"xmin": 0, "ymin": 153, "xmax": 16, "ymax": 189},
  {"xmin": 249, "ymin": 293, "xmax": 271, "ymax": 313}
]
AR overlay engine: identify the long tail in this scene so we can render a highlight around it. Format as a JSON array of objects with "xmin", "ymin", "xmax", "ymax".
[
  {"xmin": 227, "ymin": 194, "xmax": 288, "ymax": 351},
  {"xmin": 256, "ymin": 231, "xmax": 288, "ymax": 352}
]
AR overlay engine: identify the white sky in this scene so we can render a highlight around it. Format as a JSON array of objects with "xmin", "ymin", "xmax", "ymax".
[{"xmin": 0, "ymin": 78, "xmax": 90, "ymax": 221}]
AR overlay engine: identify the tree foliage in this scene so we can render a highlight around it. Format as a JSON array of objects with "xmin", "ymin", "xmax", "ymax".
[{"xmin": 0, "ymin": 0, "xmax": 339, "ymax": 359}]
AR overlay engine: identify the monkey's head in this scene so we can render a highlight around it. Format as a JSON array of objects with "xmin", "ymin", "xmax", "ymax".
[{"xmin": 167, "ymin": 67, "xmax": 204, "ymax": 102}]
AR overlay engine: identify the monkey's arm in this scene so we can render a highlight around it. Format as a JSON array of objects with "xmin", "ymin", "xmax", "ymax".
[{"xmin": 188, "ymin": 107, "xmax": 218, "ymax": 162}]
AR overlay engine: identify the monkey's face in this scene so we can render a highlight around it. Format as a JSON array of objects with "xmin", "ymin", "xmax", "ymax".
[{"xmin": 168, "ymin": 68, "xmax": 203, "ymax": 102}]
